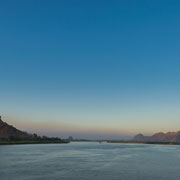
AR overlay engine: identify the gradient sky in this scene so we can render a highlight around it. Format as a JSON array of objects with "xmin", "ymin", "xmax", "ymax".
[{"xmin": 1, "ymin": 0, "xmax": 180, "ymax": 139}]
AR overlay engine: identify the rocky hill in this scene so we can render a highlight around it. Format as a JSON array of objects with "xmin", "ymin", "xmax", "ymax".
[
  {"xmin": 0, "ymin": 116, "xmax": 30, "ymax": 139},
  {"xmin": 133, "ymin": 131, "xmax": 180, "ymax": 142}
]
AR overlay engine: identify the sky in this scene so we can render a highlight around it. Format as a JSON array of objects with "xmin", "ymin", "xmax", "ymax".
[{"xmin": 0, "ymin": 0, "xmax": 180, "ymax": 139}]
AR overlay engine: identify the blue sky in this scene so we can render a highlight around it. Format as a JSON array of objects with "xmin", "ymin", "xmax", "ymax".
[{"xmin": 1, "ymin": 0, "xmax": 180, "ymax": 139}]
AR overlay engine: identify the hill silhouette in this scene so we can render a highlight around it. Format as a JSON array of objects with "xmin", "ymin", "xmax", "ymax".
[
  {"xmin": 0, "ymin": 116, "xmax": 30, "ymax": 139},
  {"xmin": 133, "ymin": 131, "xmax": 180, "ymax": 142}
]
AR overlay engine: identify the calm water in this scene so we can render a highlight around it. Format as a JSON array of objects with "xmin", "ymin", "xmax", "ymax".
[{"xmin": 0, "ymin": 142, "xmax": 180, "ymax": 180}]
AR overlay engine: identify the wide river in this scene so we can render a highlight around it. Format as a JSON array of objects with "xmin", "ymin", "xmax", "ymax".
[{"xmin": 0, "ymin": 142, "xmax": 180, "ymax": 180}]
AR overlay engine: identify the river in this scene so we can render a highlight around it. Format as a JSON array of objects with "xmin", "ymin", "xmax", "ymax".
[{"xmin": 0, "ymin": 142, "xmax": 180, "ymax": 180}]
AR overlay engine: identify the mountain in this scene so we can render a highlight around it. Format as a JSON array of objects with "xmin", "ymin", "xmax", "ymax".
[
  {"xmin": 133, "ymin": 131, "xmax": 180, "ymax": 142},
  {"xmin": 0, "ymin": 116, "xmax": 30, "ymax": 139},
  {"xmin": 133, "ymin": 134, "xmax": 149, "ymax": 141}
]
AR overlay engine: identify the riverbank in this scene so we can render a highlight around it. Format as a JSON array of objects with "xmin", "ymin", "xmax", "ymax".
[
  {"xmin": 107, "ymin": 140, "xmax": 180, "ymax": 145},
  {"xmin": 0, "ymin": 140, "xmax": 69, "ymax": 145}
]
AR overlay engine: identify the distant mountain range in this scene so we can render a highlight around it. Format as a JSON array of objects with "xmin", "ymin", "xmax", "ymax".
[
  {"xmin": 0, "ymin": 116, "xmax": 30, "ymax": 139},
  {"xmin": 133, "ymin": 131, "xmax": 180, "ymax": 142}
]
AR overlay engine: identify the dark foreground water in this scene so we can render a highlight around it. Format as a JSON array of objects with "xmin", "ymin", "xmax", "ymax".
[{"xmin": 0, "ymin": 142, "xmax": 180, "ymax": 180}]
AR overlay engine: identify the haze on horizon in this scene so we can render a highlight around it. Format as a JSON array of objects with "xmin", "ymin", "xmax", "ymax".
[{"xmin": 1, "ymin": 0, "xmax": 180, "ymax": 140}]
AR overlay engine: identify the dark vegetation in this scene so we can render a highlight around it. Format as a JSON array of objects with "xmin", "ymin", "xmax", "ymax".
[{"xmin": 0, "ymin": 134, "xmax": 69, "ymax": 145}]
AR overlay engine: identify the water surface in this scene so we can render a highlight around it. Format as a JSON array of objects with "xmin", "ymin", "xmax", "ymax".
[{"xmin": 0, "ymin": 142, "xmax": 180, "ymax": 180}]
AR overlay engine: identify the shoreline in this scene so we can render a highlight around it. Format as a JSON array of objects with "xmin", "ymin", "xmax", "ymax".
[
  {"xmin": 107, "ymin": 140, "xmax": 180, "ymax": 145},
  {"xmin": 0, "ymin": 140, "xmax": 69, "ymax": 145}
]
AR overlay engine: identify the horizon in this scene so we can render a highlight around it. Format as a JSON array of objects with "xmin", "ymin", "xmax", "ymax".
[
  {"xmin": 1, "ymin": 116, "xmax": 180, "ymax": 141},
  {"xmin": 1, "ymin": 0, "xmax": 180, "ymax": 139}
]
